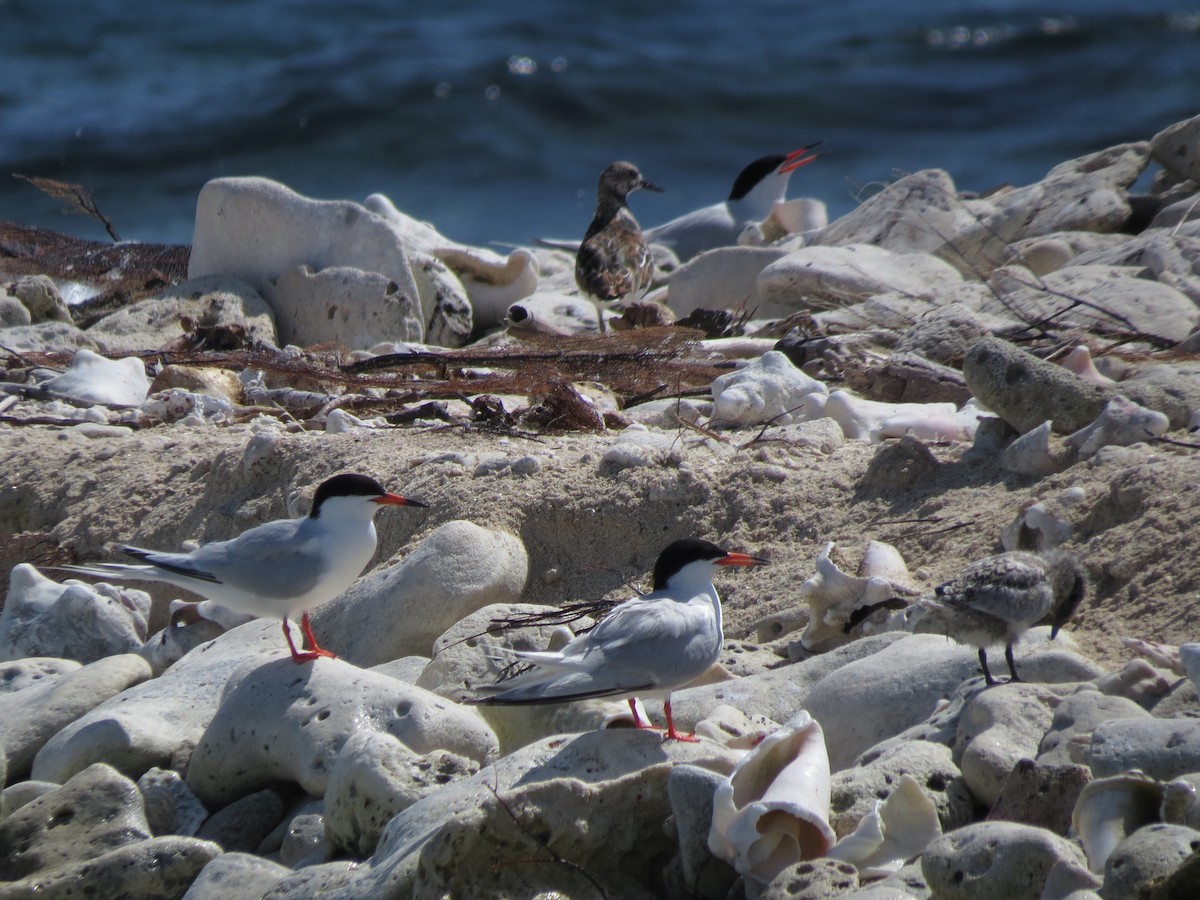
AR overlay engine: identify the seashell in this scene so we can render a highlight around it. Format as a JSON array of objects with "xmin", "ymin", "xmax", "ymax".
[
  {"xmin": 324, "ymin": 407, "xmax": 383, "ymax": 434},
  {"xmin": 1060, "ymin": 345, "xmax": 1113, "ymax": 383},
  {"xmin": 1095, "ymin": 659, "xmax": 1175, "ymax": 707},
  {"xmin": 436, "ymin": 246, "xmax": 539, "ymax": 326},
  {"xmin": 41, "ymin": 348, "xmax": 150, "ymax": 408},
  {"xmin": 1120, "ymin": 637, "xmax": 1184, "ymax": 675},
  {"xmin": 504, "ymin": 293, "xmax": 597, "ymax": 336},
  {"xmin": 799, "ymin": 541, "xmax": 919, "ymax": 651},
  {"xmin": 1000, "ymin": 490, "xmax": 1084, "ymax": 552},
  {"xmin": 873, "ymin": 400, "xmax": 985, "ymax": 444},
  {"xmin": 1000, "ymin": 420, "xmax": 1074, "ymax": 476},
  {"xmin": 708, "ymin": 710, "xmax": 836, "ymax": 886},
  {"xmin": 710, "ymin": 350, "xmax": 828, "ymax": 427},
  {"xmin": 823, "ymin": 390, "xmax": 956, "ymax": 443},
  {"xmin": 1066, "ymin": 395, "xmax": 1169, "ymax": 459},
  {"xmin": 826, "ymin": 773, "xmax": 942, "ymax": 878},
  {"xmin": 1071, "ymin": 771, "xmax": 1162, "ymax": 872}
]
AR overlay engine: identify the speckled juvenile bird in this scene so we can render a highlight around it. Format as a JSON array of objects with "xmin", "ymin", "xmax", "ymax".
[
  {"xmin": 575, "ymin": 160, "xmax": 662, "ymax": 333},
  {"xmin": 914, "ymin": 548, "xmax": 1086, "ymax": 685}
]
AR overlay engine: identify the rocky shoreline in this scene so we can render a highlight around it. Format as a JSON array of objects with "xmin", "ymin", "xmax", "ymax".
[{"xmin": 3, "ymin": 114, "xmax": 1200, "ymax": 898}]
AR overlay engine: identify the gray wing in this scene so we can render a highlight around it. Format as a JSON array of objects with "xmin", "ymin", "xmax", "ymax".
[
  {"xmin": 936, "ymin": 553, "xmax": 1053, "ymax": 623},
  {"xmin": 480, "ymin": 597, "xmax": 718, "ymax": 703},
  {"xmin": 153, "ymin": 519, "xmax": 324, "ymax": 601}
]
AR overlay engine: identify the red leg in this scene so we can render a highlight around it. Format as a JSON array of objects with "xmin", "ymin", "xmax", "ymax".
[
  {"xmin": 628, "ymin": 698, "xmax": 655, "ymax": 729},
  {"xmin": 662, "ymin": 697, "xmax": 699, "ymax": 743},
  {"xmin": 299, "ymin": 612, "xmax": 337, "ymax": 660},
  {"xmin": 283, "ymin": 616, "xmax": 334, "ymax": 664}
]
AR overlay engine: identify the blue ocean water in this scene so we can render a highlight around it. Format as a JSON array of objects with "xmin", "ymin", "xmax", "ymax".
[{"xmin": 2, "ymin": 1, "xmax": 1197, "ymax": 249}]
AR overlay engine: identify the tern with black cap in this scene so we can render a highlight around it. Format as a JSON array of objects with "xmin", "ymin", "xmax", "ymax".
[
  {"xmin": 471, "ymin": 537, "xmax": 766, "ymax": 741},
  {"xmin": 61, "ymin": 473, "xmax": 428, "ymax": 663},
  {"xmin": 644, "ymin": 143, "xmax": 823, "ymax": 262}
]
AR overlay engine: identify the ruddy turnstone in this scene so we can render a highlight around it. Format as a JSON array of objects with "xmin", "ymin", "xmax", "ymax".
[{"xmin": 575, "ymin": 160, "xmax": 662, "ymax": 332}]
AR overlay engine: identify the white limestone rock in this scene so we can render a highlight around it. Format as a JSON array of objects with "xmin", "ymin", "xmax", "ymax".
[
  {"xmin": 40, "ymin": 348, "xmax": 150, "ymax": 408},
  {"xmin": 8, "ymin": 274, "xmax": 71, "ymax": 323},
  {"xmin": 0, "ymin": 780, "xmax": 58, "ymax": 824},
  {"xmin": 259, "ymin": 729, "xmax": 743, "ymax": 898},
  {"xmin": 831, "ymin": 739, "xmax": 973, "ymax": 840},
  {"xmin": 86, "ymin": 275, "xmax": 277, "ymax": 352},
  {"xmin": 998, "ymin": 143, "xmax": 1150, "ymax": 242},
  {"xmin": 1066, "ymin": 395, "xmax": 1170, "ymax": 459},
  {"xmin": 313, "ymin": 521, "xmax": 528, "ymax": 667},
  {"xmin": 1151, "ymin": 113, "xmax": 1200, "ymax": 183},
  {"xmin": 405, "ymin": 251, "xmax": 474, "ymax": 346},
  {"xmin": 756, "ymin": 244, "xmax": 965, "ymax": 317},
  {"xmin": 137, "ymin": 766, "xmax": 209, "ymax": 837},
  {"xmin": 921, "ymin": 821, "xmax": 1096, "ymax": 900},
  {"xmin": 0, "ymin": 293, "xmax": 31, "ymax": 327},
  {"xmin": 805, "ymin": 169, "xmax": 1015, "ymax": 276},
  {"xmin": 31, "ymin": 619, "xmax": 286, "ymax": 785},
  {"xmin": 954, "ymin": 682, "xmax": 1064, "ymax": 807},
  {"xmin": 185, "ymin": 655, "xmax": 498, "ymax": 807},
  {"xmin": 666, "ymin": 633, "xmax": 908, "ymax": 734},
  {"xmin": 710, "ymin": 350, "xmax": 828, "ymax": 427},
  {"xmin": 0, "ymin": 762, "xmax": 220, "ymax": 896},
  {"xmin": 987, "ymin": 264, "xmax": 1199, "ymax": 345},
  {"xmin": 178, "ymin": 851, "xmax": 294, "ymax": 900},
  {"xmin": 325, "ymin": 731, "xmax": 480, "ymax": 857},
  {"xmin": 267, "ymin": 263, "xmax": 423, "ymax": 350},
  {"xmin": 0, "ymin": 653, "xmax": 152, "ymax": 780},
  {"xmin": 804, "ymin": 634, "xmax": 983, "ymax": 771},
  {"xmin": 0, "ymin": 657, "xmax": 80, "ymax": 695},
  {"xmin": 189, "ymin": 177, "xmax": 414, "ymax": 298},
  {"xmin": 665, "ymin": 246, "xmax": 789, "ymax": 318},
  {"xmin": 0, "ymin": 564, "xmax": 151, "ymax": 664},
  {"xmin": 0, "ymin": 321, "xmax": 99, "ymax": 352}
]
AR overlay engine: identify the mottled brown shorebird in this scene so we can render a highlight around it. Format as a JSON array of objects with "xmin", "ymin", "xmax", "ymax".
[
  {"xmin": 575, "ymin": 160, "xmax": 662, "ymax": 332},
  {"xmin": 924, "ymin": 548, "xmax": 1087, "ymax": 685}
]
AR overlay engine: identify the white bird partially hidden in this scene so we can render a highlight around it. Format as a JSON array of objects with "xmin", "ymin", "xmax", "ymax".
[
  {"xmin": 61, "ymin": 473, "xmax": 427, "ymax": 663},
  {"xmin": 642, "ymin": 143, "xmax": 822, "ymax": 262},
  {"xmin": 470, "ymin": 538, "xmax": 766, "ymax": 741}
]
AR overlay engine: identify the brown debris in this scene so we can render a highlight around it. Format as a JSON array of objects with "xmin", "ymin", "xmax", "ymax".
[
  {"xmin": 0, "ymin": 222, "xmax": 189, "ymax": 318},
  {"xmin": 518, "ymin": 382, "xmax": 606, "ymax": 432}
]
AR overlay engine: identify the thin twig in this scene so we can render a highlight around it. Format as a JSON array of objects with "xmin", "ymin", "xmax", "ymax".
[{"xmin": 483, "ymin": 771, "xmax": 609, "ymax": 899}]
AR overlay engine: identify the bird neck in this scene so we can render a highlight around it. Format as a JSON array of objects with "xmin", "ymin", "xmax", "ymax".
[
  {"xmin": 731, "ymin": 173, "xmax": 790, "ymax": 221},
  {"xmin": 586, "ymin": 192, "xmax": 633, "ymax": 234}
]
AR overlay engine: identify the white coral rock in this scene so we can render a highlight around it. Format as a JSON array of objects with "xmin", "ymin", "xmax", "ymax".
[{"xmin": 710, "ymin": 350, "xmax": 827, "ymax": 427}]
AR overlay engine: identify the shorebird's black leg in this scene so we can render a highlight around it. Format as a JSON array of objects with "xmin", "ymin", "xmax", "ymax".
[
  {"xmin": 978, "ymin": 648, "xmax": 997, "ymax": 686},
  {"xmin": 1005, "ymin": 642, "xmax": 1021, "ymax": 683}
]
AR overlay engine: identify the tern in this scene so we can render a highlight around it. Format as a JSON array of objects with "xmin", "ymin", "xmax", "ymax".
[
  {"xmin": 575, "ymin": 160, "xmax": 663, "ymax": 333},
  {"xmin": 643, "ymin": 143, "xmax": 822, "ymax": 262},
  {"xmin": 61, "ymin": 473, "xmax": 427, "ymax": 663},
  {"xmin": 914, "ymin": 549, "xmax": 1086, "ymax": 685},
  {"xmin": 470, "ymin": 538, "xmax": 765, "ymax": 741}
]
